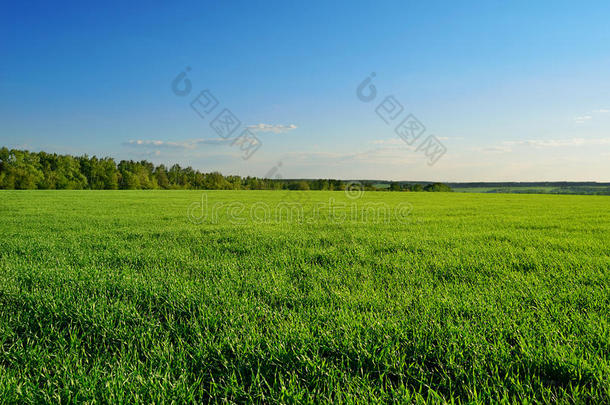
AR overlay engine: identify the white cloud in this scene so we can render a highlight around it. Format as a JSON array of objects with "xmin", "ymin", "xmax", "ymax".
[
  {"xmin": 504, "ymin": 137, "xmax": 610, "ymax": 148},
  {"xmin": 372, "ymin": 136, "xmax": 461, "ymax": 145},
  {"xmin": 574, "ymin": 115, "xmax": 593, "ymax": 124},
  {"xmin": 140, "ymin": 149, "xmax": 162, "ymax": 157},
  {"xmin": 283, "ymin": 146, "xmax": 419, "ymax": 167},
  {"xmin": 479, "ymin": 146, "xmax": 512, "ymax": 153},
  {"xmin": 574, "ymin": 108, "xmax": 610, "ymax": 123},
  {"xmin": 246, "ymin": 123, "xmax": 297, "ymax": 133},
  {"xmin": 371, "ymin": 138, "xmax": 404, "ymax": 146},
  {"xmin": 124, "ymin": 138, "xmax": 230, "ymax": 149}
]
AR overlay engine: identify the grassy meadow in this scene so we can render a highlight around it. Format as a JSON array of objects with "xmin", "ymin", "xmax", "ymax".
[
  {"xmin": 0, "ymin": 190, "xmax": 609, "ymax": 403},
  {"xmin": 452, "ymin": 185, "xmax": 610, "ymax": 195}
]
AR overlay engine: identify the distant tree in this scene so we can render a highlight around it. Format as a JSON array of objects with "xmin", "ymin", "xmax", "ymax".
[
  {"xmin": 168, "ymin": 164, "xmax": 185, "ymax": 188},
  {"xmin": 0, "ymin": 146, "xmax": 461, "ymax": 193},
  {"xmin": 296, "ymin": 181, "xmax": 310, "ymax": 190},
  {"xmin": 286, "ymin": 181, "xmax": 310, "ymax": 190},
  {"xmin": 118, "ymin": 161, "xmax": 140, "ymax": 189},
  {"xmin": 424, "ymin": 182, "xmax": 453, "ymax": 192},
  {"xmin": 121, "ymin": 172, "xmax": 140, "ymax": 189},
  {"xmin": 1, "ymin": 149, "xmax": 44, "ymax": 189},
  {"xmin": 225, "ymin": 175, "xmax": 242, "ymax": 190},
  {"xmin": 51, "ymin": 155, "xmax": 87, "ymax": 189},
  {"xmin": 0, "ymin": 147, "xmax": 11, "ymax": 189},
  {"xmin": 153, "ymin": 164, "xmax": 170, "ymax": 189},
  {"xmin": 94, "ymin": 158, "xmax": 119, "ymax": 189},
  {"xmin": 136, "ymin": 160, "xmax": 157, "ymax": 189},
  {"xmin": 205, "ymin": 171, "xmax": 227, "ymax": 189},
  {"xmin": 406, "ymin": 183, "xmax": 424, "ymax": 192}
]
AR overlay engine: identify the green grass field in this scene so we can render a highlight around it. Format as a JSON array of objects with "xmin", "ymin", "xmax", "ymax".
[
  {"xmin": 0, "ymin": 191, "xmax": 609, "ymax": 403},
  {"xmin": 453, "ymin": 185, "xmax": 610, "ymax": 195}
]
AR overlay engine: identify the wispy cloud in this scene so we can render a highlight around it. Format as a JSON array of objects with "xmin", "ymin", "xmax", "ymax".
[
  {"xmin": 477, "ymin": 137, "xmax": 610, "ymax": 155},
  {"xmin": 246, "ymin": 123, "xmax": 297, "ymax": 133},
  {"xmin": 372, "ymin": 136, "xmax": 461, "ymax": 145},
  {"xmin": 505, "ymin": 137, "xmax": 610, "ymax": 147},
  {"xmin": 479, "ymin": 146, "xmax": 513, "ymax": 153},
  {"xmin": 574, "ymin": 108, "xmax": 610, "ymax": 123},
  {"xmin": 124, "ymin": 138, "xmax": 230, "ymax": 149},
  {"xmin": 283, "ymin": 146, "xmax": 419, "ymax": 166},
  {"xmin": 371, "ymin": 138, "xmax": 404, "ymax": 146},
  {"xmin": 574, "ymin": 115, "xmax": 593, "ymax": 124}
]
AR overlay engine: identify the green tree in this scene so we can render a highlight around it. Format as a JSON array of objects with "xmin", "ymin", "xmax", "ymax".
[
  {"xmin": 168, "ymin": 164, "xmax": 186, "ymax": 188},
  {"xmin": 153, "ymin": 165, "xmax": 170, "ymax": 189},
  {"xmin": 1, "ymin": 149, "xmax": 44, "ymax": 189},
  {"xmin": 405, "ymin": 183, "xmax": 423, "ymax": 192},
  {"xmin": 118, "ymin": 161, "xmax": 141, "ymax": 189},
  {"xmin": 205, "ymin": 172, "xmax": 228, "ymax": 189},
  {"xmin": 424, "ymin": 182, "xmax": 453, "ymax": 192},
  {"xmin": 92, "ymin": 158, "xmax": 119, "ymax": 189}
]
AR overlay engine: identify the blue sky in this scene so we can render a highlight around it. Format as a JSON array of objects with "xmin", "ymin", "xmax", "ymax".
[{"xmin": 2, "ymin": 0, "xmax": 610, "ymax": 181}]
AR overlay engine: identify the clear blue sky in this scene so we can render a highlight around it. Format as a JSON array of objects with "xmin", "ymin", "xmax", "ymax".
[{"xmin": 2, "ymin": 0, "xmax": 610, "ymax": 181}]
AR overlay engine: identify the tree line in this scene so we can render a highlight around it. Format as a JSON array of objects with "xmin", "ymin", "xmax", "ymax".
[{"xmin": 0, "ymin": 147, "xmax": 452, "ymax": 192}]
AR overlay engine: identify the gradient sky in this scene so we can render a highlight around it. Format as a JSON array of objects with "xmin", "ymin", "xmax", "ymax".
[{"xmin": 2, "ymin": 0, "xmax": 610, "ymax": 181}]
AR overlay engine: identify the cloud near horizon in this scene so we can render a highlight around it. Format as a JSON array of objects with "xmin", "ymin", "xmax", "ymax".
[
  {"xmin": 574, "ymin": 108, "xmax": 610, "ymax": 123},
  {"xmin": 477, "ymin": 137, "xmax": 610, "ymax": 154},
  {"xmin": 505, "ymin": 137, "xmax": 610, "ymax": 147},
  {"xmin": 246, "ymin": 123, "xmax": 297, "ymax": 133},
  {"xmin": 124, "ymin": 138, "xmax": 230, "ymax": 149},
  {"xmin": 574, "ymin": 115, "xmax": 593, "ymax": 124}
]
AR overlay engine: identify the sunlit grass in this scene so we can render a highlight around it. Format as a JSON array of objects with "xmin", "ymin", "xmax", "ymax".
[{"xmin": 0, "ymin": 190, "xmax": 609, "ymax": 402}]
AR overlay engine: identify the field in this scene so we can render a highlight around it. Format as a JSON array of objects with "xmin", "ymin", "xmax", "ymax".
[
  {"xmin": 453, "ymin": 186, "xmax": 558, "ymax": 194},
  {"xmin": 0, "ymin": 190, "xmax": 609, "ymax": 403},
  {"xmin": 452, "ymin": 185, "xmax": 610, "ymax": 195}
]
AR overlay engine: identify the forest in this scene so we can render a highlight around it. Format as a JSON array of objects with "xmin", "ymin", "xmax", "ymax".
[{"xmin": 0, "ymin": 147, "xmax": 452, "ymax": 192}]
